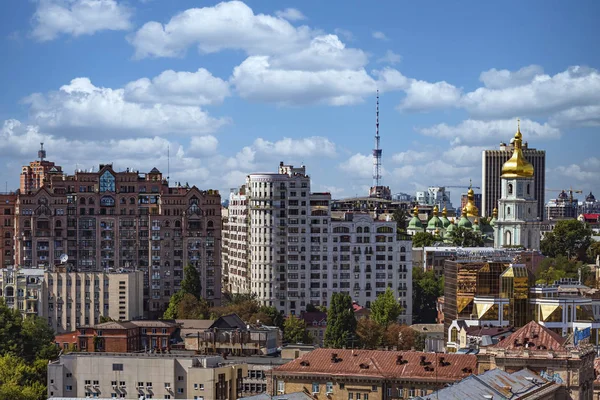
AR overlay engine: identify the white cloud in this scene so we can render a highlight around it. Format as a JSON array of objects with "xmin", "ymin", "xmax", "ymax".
[
  {"xmin": 391, "ymin": 150, "xmax": 428, "ymax": 164},
  {"xmin": 275, "ymin": 8, "xmax": 306, "ymax": 21},
  {"xmin": 372, "ymin": 31, "xmax": 388, "ymax": 41},
  {"xmin": 334, "ymin": 28, "xmax": 354, "ymax": 42},
  {"xmin": 231, "ymin": 56, "xmax": 377, "ymax": 106},
  {"xmin": 377, "ymin": 50, "xmax": 402, "ymax": 65},
  {"xmin": 124, "ymin": 68, "xmax": 230, "ymax": 106},
  {"xmin": 442, "ymin": 145, "xmax": 488, "ymax": 166},
  {"xmin": 549, "ymin": 105, "xmax": 600, "ymax": 127},
  {"xmin": 338, "ymin": 153, "xmax": 374, "ymax": 179},
  {"xmin": 24, "ymin": 77, "xmax": 228, "ymax": 137},
  {"xmin": 32, "ymin": 0, "xmax": 132, "ymax": 41},
  {"xmin": 554, "ymin": 162, "xmax": 599, "ymax": 182},
  {"xmin": 462, "ymin": 66, "xmax": 600, "ymax": 119},
  {"xmin": 479, "ymin": 65, "xmax": 544, "ymax": 89},
  {"xmin": 399, "ymin": 79, "xmax": 462, "ymax": 112},
  {"xmin": 318, "ymin": 185, "xmax": 345, "ymax": 198},
  {"xmin": 419, "ymin": 118, "xmax": 561, "ymax": 145},
  {"xmin": 188, "ymin": 136, "xmax": 219, "ymax": 156},
  {"xmin": 253, "ymin": 137, "xmax": 336, "ymax": 157},
  {"xmin": 129, "ymin": 1, "xmax": 314, "ymax": 58}
]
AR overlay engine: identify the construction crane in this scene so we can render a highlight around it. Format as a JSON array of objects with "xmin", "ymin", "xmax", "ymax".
[{"xmin": 546, "ymin": 187, "xmax": 583, "ymax": 202}]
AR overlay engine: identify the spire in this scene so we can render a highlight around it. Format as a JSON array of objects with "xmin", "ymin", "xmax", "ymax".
[
  {"xmin": 38, "ymin": 142, "xmax": 46, "ymax": 162},
  {"xmin": 372, "ymin": 90, "xmax": 382, "ymax": 187}
]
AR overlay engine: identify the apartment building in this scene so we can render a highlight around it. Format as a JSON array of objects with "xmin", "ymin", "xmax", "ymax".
[
  {"xmin": 0, "ymin": 193, "xmax": 17, "ymax": 268},
  {"xmin": 0, "ymin": 267, "xmax": 45, "ymax": 317},
  {"xmin": 45, "ymin": 270, "xmax": 143, "ymax": 333},
  {"xmin": 223, "ymin": 162, "xmax": 412, "ymax": 322},
  {"xmin": 20, "ymin": 143, "xmax": 63, "ymax": 194},
  {"xmin": 47, "ymin": 353, "xmax": 247, "ymax": 400},
  {"xmin": 482, "ymin": 141, "xmax": 545, "ymax": 219},
  {"xmin": 271, "ymin": 348, "xmax": 477, "ymax": 400},
  {"xmin": 9, "ymin": 153, "xmax": 222, "ymax": 317}
]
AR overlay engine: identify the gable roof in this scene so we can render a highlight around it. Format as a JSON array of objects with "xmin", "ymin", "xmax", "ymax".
[
  {"xmin": 274, "ymin": 348, "xmax": 476, "ymax": 382},
  {"xmin": 492, "ymin": 321, "xmax": 566, "ymax": 351},
  {"xmin": 211, "ymin": 314, "xmax": 247, "ymax": 330},
  {"xmin": 300, "ymin": 312, "xmax": 327, "ymax": 325},
  {"xmin": 93, "ymin": 321, "xmax": 138, "ymax": 330}
]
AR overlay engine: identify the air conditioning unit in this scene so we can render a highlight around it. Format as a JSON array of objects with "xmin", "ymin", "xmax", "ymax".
[{"xmin": 146, "ymin": 386, "xmax": 153, "ymax": 390}]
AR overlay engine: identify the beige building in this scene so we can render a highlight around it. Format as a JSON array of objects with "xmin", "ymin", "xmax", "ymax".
[
  {"xmin": 0, "ymin": 267, "xmax": 46, "ymax": 317},
  {"xmin": 45, "ymin": 270, "xmax": 143, "ymax": 333},
  {"xmin": 48, "ymin": 353, "xmax": 247, "ymax": 399}
]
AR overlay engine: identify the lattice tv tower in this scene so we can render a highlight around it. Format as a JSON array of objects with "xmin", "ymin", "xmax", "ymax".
[{"xmin": 372, "ymin": 90, "xmax": 382, "ymax": 187}]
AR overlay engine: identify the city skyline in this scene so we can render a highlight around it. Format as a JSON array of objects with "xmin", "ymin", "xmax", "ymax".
[{"xmin": 1, "ymin": 0, "xmax": 599, "ymax": 208}]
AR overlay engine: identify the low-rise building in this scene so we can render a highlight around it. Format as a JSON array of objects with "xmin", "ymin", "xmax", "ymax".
[
  {"xmin": 300, "ymin": 312, "xmax": 327, "ymax": 346},
  {"xmin": 271, "ymin": 348, "xmax": 477, "ymax": 400},
  {"xmin": 47, "ymin": 353, "xmax": 247, "ymax": 400},
  {"xmin": 409, "ymin": 324, "xmax": 445, "ymax": 353}
]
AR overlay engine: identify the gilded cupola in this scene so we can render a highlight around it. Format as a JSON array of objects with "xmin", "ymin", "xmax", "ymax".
[{"xmin": 501, "ymin": 120, "xmax": 534, "ymax": 178}]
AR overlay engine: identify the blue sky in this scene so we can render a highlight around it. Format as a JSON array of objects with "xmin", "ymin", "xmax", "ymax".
[{"xmin": 0, "ymin": 0, "xmax": 599, "ymax": 208}]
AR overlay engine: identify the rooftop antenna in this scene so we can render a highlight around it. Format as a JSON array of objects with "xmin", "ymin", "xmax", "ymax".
[
  {"xmin": 167, "ymin": 145, "xmax": 170, "ymax": 184},
  {"xmin": 372, "ymin": 90, "xmax": 382, "ymax": 187},
  {"xmin": 38, "ymin": 142, "xmax": 46, "ymax": 162}
]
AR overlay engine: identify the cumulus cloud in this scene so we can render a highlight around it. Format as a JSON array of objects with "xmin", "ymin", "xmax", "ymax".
[
  {"xmin": 124, "ymin": 68, "xmax": 230, "ymax": 106},
  {"xmin": 377, "ymin": 50, "xmax": 402, "ymax": 65},
  {"xmin": 253, "ymin": 137, "xmax": 336, "ymax": 157},
  {"xmin": 442, "ymin": 145, "xmax": 488, "ymax": 166},
  {"xmin": 32, "ymin": 0, "xmax": 132, "ymax": 41},
  {"xmin": 372, "ymin": 31, "xmax": 388, "ymax": 41},
  {"xmin": 462, "ymin": 66, "xmax": 600, "ymax": 119},
  {"xmin": 479, "ymin": 65, "xmax": 544, "ymax": 89},
  {"xmin": 554, "ymin": 160, "xmax": 600, "ymax": 182},
  {"xmin": 399, "ymin": 79, "xmax": 462, "ymax": 112},
  {"xmin": 129, "ymin": 1, "xmax": 314, "ymax": 58},
  {"xmin": 419, "ymin": 118, "xmax": 561, "ymax": 145},
  {"xmin": 338, "ymin": 153, "xmax": 374, "ymax": 179},
  {"xmin": 275, "ymin": 8, "xmax": 306, "ymax": 21},
  {"xmin": 231, "ymin": 56, "xmax": 377, "ymax": 106},
  {"xmin": 391, "ymin": 150, "xmax": 428, "ymax": 164},
  {"xmin": 549, "ymin": 105, "xmax": 600, "ymax": 127},
  {"xmin": 24, "ymin": 77, "xmax": 228, "ymax": 137},
  {"xmin": 188, "ymin": 136, "xmax": 219, "ymax": 156}
]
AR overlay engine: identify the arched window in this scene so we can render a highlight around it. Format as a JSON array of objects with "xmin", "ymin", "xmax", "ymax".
[
  {"xmin": 175, "ymin": 220, "xmax": 181, "ymax": 228},
  {"xmin": 100, "ymin": 196, "xmax": 115, "ymax": 207},
  {"xmin": 506, "ymin": 206, "xmax": 511, "ymax": 216},
  {"xmin": 333, "ymin": 227, "xmax": 350, "ymax": 234},
  {"xmin": 377, "ymin": 226, "xmax": 394, "ymax": 234},
  {"xmin": 207, "ymin": 220, "xmax": 214, "ymax": 229},
  {"xmin": 79, "ymin": 197, "xmax": 86, "ymax": 205},
  {"xmin": 120, "ymin": 197, "xmax": 126, "ymax": 204},
  {"xmin": 451, "ymin": 327, "xmax": 458, "ymax": 342},
  {"xmin": 356, "ymin": 227, "xmax": 363, "ymax": 233},
  {"xmin": 508, "ymin": 184, "xmax": 513, "ymax": 195},
  {"xmin": 88, "ymin": 198, "xmax": 95, "ymax": 205},
  {"xmin": 55, "ymin": 220, "xmax": 62, "ymax": 228},
  {"xmin": 99, "ymin": 171, "xmax": 115, "ymax": 193},
  {"xmin": 4, "ymin": 232, "xmax": 10, "ymax": 238},
  {"xmin": 364, "ymin": 227, "xmax": 370, "ymax": 233},
  {"xmin": 400, "ymin": 246, "xmax": 406, "ymax": 253},
  {"xmin": 164, "ymin": 220, "xmax": 170, "ymax": 228},
  {"xmin": 505, "ymin": 230, "xmax": 512, "ymax": 246},
  {"xmin": 5, "ymin": 287, "xmax": 14, "ymax": 297}
]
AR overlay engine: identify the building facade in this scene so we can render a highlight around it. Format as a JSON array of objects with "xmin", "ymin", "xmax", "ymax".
[
  {"xmin": 482, "ymin": 137, "xmax": 545, "ymax": 219},
  {"xmin": 0, "ymin": 193, "xmax": 17, "ymax": 268},
  {"xmin": 8, "ymin": 156, "xmax": 222, "ymax": 318},
  {"xmin": 494, "ymin": 125, "xmax": 541, "ymax": 250},
  {"xmin": 546, "ymin": 190, "xmax": 579, "ymax": 220},
  {"xmin": 223, "ymin": 162, "xmax": 412, "ymax": 322},
  {"xmin": 0, "ymin": 267, "xmax": 45, "ymax": 317},
  {"xmin": 20, "ymin": 143, "xmax": 63, "ymax": 194},
  {"xmin": 47, "ymin": 353, "xmax": 247, "ymax": 400},
  {"xmin": 45, "ymin": 270, "xmax": 144, "ymax": 333}
]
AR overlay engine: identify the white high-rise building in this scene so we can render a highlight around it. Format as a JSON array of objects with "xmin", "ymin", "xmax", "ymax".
[
  {"xmin": 494, "ymin": 124, "xmax": 541, "ymax": 250},
  {"xmin": 223, "ymin": 162, "xmax": 412, "ymax": 323}
]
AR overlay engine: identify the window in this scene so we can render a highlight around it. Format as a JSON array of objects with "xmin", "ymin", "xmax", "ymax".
[
  {"xmin": 364, "ymin": 394, "xmax": 369, "ymax": 400},
  {"xmin": 356, "ymin": 394, "xmax": 361, "ymax": 400},
  {"xmin": 112, "ymin": 363, "xmax": 123, "ymax": 371},
  {"xmin": 277, "ymin": 381, "xmax": 285, "ymax": 393},
  {"xmin": 178, "ymin": 388, "xmax": 184, "ymax": 394},
  {"xmin": 508, "ymin": 183, "xmax": 513, "ymax": 194},
  {"xmin": 451, "ymin": 328, "xmax": 458, "ymax": 342},
  {"xmin": 66, "ymin": 373, "xmax": 72, "ymax": 378},
  {"xmin": 348, "ymin": 394, "xmax": 353, "ymax": 400},
  {"xmin": 165, "ymin": 382, "xmax": 171, "ymax": 389},
  {"xmin": 178, "ymin": 376, "xmax": 184, "ymax": 381},
  {"xmin": 409, "ymin": 388, "xmax": 415, "ymax": 397},
  {"xmin": 66, "ymin": 385, "xmax": 73, "ymax": 391},
  {"xmin": 371, "ymin": 385, "xmax": 377, "ymax": 392},
  {"xmin": 100, "ymin": 171, "xmax": 116, "ymax": 192},
  {"xmin": 312, "ymin": 383, "xmax": 319, "ymax": 393},
  {"xmin": 146, "ymin": 382, "xmax": 153, "ymax": 388},
  {"xmin": 326, "ymin": 382, "xmax": 333, "ymax": 393},
  {"xmin": 101, "ymin": 196, "xmax": 115, "ymax": 207}
]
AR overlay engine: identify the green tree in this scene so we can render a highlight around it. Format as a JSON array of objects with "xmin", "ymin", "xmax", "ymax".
[
  {"xmin": 370, "ymin": 288, "xmax": 402, "ymax": 328},
  {"xmin": 449, "ymin": 227, "xmax": 485, "ymax": 247},
  {"xmin": 21, "ymin": 316, "xmax": 58, "ymax": 363},
  {"xmin": 257, "ymin": 306, "xmax": 284, "ymax": 329},
  {"xmin": 412, "ymin": 267, "xmax": 444, "ymax": 324},
  {"xmin": 535, "ymin": 255, "xmax": 585, "ymax": 284},
  {"xmin": 324, "ymin": 293, "xmax": 357, "ymax": 348},
  {"xmin": 0, "ymin": 354, "xmax": 46, "ymax": 400},
  {"xmin": 176, "ymin": 293, "xmax": 209, "ymax": 319},
  {"xmin": 305, "ymin": 303, "xmax": 318, "ymax": 312},
  {"xmin": 99, "ymin": 315, "xmax": 114, "ymax": 323},
  {"xmin": 412, "ymin": 232, "xmax": 437, "ymax": 247},
  {"xmin": 283, "ymin": 315, "xmax": 310, "ymax": 344},
  {"xmin": 587, "ymin": 241, "xmax": 600, "ymax": 263},
  {"xmin": 163, "ymin": 290, "xmax": 186, "ymax": 319},
  {"xmin": 181, "ymin": 264, "xmax": 203, "ymax": 299},
  {"xmin": 392, "ymin": 208, "xmax": 410, "ymax": 232},
  {"xmin": 541, "ymin": 220, "xmax": 593, "ymax": 260},
  {"xmin": 383, "ymin": 324, "xmax": 425, "ymax": 351},
  {"xmin": 356, "ymin": 318, "xmax": 383, "ymax": 349},
  {"xmin": 0, "ymin": 300, "xmax": 24, "ymax": 356}
]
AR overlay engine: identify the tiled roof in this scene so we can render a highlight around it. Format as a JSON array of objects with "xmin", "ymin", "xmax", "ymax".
[
  {"xmin": 493, "ymin": 321, "xmax": 566, "ymax": 351},
  {"xmin": 129, "ymin": 320, "xmax": 177, "ymax": 328},
  {"xmin": 176, "ymin": 319, "xmax": 215, "ymax": 330},
  {"xmin": 274, "ymin": 348, "xmax": 476, "ymax": 382},
  {"xmin": 94, "ymin": 321, "xmax": 138, "ymax": 330},
  {"xmin": 410, "ymin": 324, "xmax": 444, "ymax": 334},
  {"xmin": 300, "ymin": 312, "xmax": 327, "ymax": 325},
  {"xmin": 465, "ymin": 326, "xmax": 513, "ymax": 338}
]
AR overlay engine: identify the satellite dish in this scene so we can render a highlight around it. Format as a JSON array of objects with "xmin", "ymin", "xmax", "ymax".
[{"xmin": 60, "ymin": 254, "xmax": 69, "ymax": 264}]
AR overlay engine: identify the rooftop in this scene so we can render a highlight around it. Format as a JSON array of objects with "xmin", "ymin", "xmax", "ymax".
[
  {"xmin": 465, "ymin": 326, "xmax": 513, "ymax": 338},
  {"xmin": 410, "ymin": 324, "xmax": 445, "ymax": 334},
  {"xmin": 492, "ymin": 321, "xmax": 565, "ymax": 351},
  {"xmin": 274, "ymin": 348, "xmax": 476, "ymax": 382},
  {"xmin": 419, "ymin": 368, "xmax": 558, "ymax": 400}
]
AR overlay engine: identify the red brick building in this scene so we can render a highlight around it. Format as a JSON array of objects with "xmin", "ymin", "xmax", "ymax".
[
  {"xmin": 55, "ymin": 320, "xmax": 179, "ymax": 352},
  {"xmin": 0, "ymin": 193, "xmax": 17, "ymax": 268}
]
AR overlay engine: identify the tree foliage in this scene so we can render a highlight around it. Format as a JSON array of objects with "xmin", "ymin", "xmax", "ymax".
[
  {"xmin": 324, "ymin": 293, "xmax": 357, "ymax": 348},
  {"xmin": 587, "ymin": 241, "xmax": 600, "ymax": 263},
  {"xmin": 541, "ymin": 220, "xmax": 593, "ymax": 261},
  {"xmin": 356, "ymin": 318, "xmax": 383, "ymax": 349},
  {"xmin": 181, "ymin": 264, "xmax": 203, "ymax": 299},
  {"xmin": 449, "ymin": 227, "xmax": 484, "ymax": 247},
  {"xmin": 412, "ymin": 267, "xmax": 444, "ymax": 324},
  {"xmin": 0, "ymin": 300, "xmax": 57, "ymax": 399},
  {"xmin": 283, "ymin": 315, "xmax": 310, "ymax": 344},
  {"xmin": 370, "ymin": 288, "xmax": 402, "ymax": 328},
  {"xmin": 175, "ymin": 293, "xmax": 209, "ymax": 319},
  {"xmin": 412, "ymin": 232, "xmax": 438, "ymax": 247},
  {"xmin": 535, "ymin": 255, "xmax": 588, "ymax": 285},
  {"xmin": 392, "ymin": 208, "xmax": 410, "ymax": 232},
  {"xmin": 383, "ymin": 324, "xmax": 425, "ymax": 351},
  {"xmin": 163, "ymin": 264, "xmax": 207, "ymax": 319},
  {"xmin": 209, "ymin": 294, "xmax": 283, "ymax": 327}
]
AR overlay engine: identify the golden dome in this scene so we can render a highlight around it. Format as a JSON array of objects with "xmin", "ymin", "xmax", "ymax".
[
  {"xmin": 464, "ymin": 181, "xmax": 479, "ymax": 217},
  {"xmin": 492, "ymin": 207, "xmax": 498, "ymax": 218},
  {"xmin": 432, "ymin": 205, "xmax": 439, "ymax": 216},
  {"xmin": 442, "ymin": 206, "xmax": 447, "ymax": 217},
  {"xmin": 501, "ymin": 120, "xmax": 534, "ymax": 178},
  {"xmin": 412, "ymin": 205, "xmax": 419, "ymax": 217}
]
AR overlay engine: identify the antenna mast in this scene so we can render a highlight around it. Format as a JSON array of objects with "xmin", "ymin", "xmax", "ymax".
[
  {"xmin": 167, "ymin": 145, "xmax": 170, "ymax": 184},
  {"xmin": 372, "ymin": 90, "xmax": 382, "ymax": 187},
  {"xmin": 38, "ymin": 142, "xmax": 46, "ymax": 162}
]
